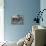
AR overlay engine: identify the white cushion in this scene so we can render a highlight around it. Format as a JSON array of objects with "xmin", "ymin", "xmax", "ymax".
[{"xmin": 17, "ymin": 37, "xmax": 25, "ymax": 46}]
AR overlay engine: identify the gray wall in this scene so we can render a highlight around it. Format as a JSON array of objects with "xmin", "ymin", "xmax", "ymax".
[
  {"xmin": 4, "ymin": 0, "xmax": 40, "ymax": 42},
  {"xmin": 40, "ymin": 0, "xmax": 46, "ymax": 26}
]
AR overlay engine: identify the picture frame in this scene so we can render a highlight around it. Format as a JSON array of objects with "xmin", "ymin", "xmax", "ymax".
[{"xmin": 11, "ymin": 15, "xmax": 24, "ymax": 25}]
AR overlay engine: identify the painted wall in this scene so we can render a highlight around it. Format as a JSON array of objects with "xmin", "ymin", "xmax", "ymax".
[
  {"xmin": 40, "ymin": 0, "xmax": 46, "ymax": 26},
  {"xmin": 4, "ymin": 0, "xmax": 40, "ymax": 42},
  {"xmin": 0, "ymin": 0, "xmax": 4, "ymax": 42}
]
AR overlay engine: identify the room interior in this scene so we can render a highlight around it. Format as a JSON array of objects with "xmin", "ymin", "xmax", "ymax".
[{"xmin": 0, "ymin": 0, "xmax": 46, "ymax": 46}]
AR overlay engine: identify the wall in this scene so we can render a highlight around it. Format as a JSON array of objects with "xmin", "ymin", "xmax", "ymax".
[
  {"xmin": 0, "ymin": 0, "xmax": 4, "ymax": 42},
  {"xmin": 40, "ymin": 0, "xmax": 46, "ymax": 26},
  {"xmin": 4, "ymin": 0, "xmax": 40, "ymax": 42}
]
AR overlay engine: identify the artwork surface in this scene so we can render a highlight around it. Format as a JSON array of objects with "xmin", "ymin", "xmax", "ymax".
[{"xmin": 11, "ymin": 15, "xmax": 24, "ymax": 25}]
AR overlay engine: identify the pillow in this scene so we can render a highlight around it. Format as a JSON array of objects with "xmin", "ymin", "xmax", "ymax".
[
  {"xmin": 23, "ymin": 32, "xmax": 34, "ymax": 46},
  {"xmin": 17, "ymin": 37, "xmax": 25, "ymax": 46}
]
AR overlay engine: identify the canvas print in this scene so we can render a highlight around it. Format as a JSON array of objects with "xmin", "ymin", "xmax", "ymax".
[{"xmin": 11, "ymin": 15, "xmax": 24, "ymax": 25}]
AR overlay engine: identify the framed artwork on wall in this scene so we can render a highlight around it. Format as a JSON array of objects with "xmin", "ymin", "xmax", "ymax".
[{"xmin": 11, "ymin": 15, "xmax": 24, "ymax": 25}]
